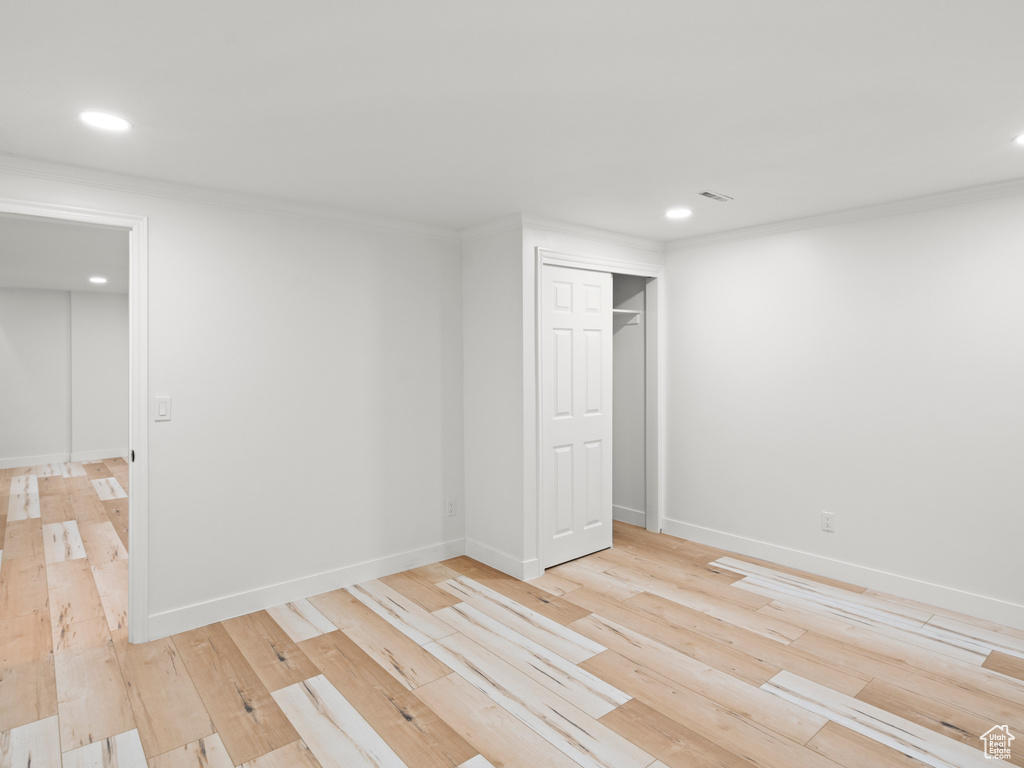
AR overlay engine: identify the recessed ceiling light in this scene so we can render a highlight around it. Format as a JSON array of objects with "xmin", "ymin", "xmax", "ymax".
[
  {"xmin": 79, "ymin": 111, "xmax": 132, "ymax": 131},
  {"xmin": 89, "ymin": 276, "xmax": 108, "ymax": 284},
  {"xmin": 1014, "ymin": 132, "xmax": 1024, "ymax": 146},
  {"xmin": 666, "ymin": 208, "xmax": 693, "ymax": 220}
]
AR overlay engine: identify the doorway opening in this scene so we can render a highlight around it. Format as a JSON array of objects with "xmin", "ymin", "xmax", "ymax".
[{"xmin": 0, "ymin": 198, "xmax": 149, "ymax": 641}]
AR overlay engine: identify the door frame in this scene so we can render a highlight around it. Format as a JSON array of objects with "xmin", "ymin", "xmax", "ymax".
[
  {"xmin": 0, "ymin": 197, "xmax": 150, "ymax": 642},
  {"xmin": 534, "ymin": 247, "xmax": 664, "ymax": 570}
]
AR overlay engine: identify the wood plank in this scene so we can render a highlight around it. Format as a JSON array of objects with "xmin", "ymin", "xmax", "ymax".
[
  {"xmin": 523, "ymin": 570, "xmax": 581, "ymax": 597},
  {"xmin": 611, "ymin": 539, "xmax": 746, "ymax": 587},
  {"xmin": 807, "ymin": 721, "xmax": 933, "ymax": 768},
  {"xmin": 437, "ymin": 576, "xmax": 603, "ymax": 663},
  {"xmin": 414, "ymin": 673, "xmax": 583, "ymax": 768},
  {"xmin": 855, "ymin": 677, "xmax": 1024, "ymax": 764},
  {"xmin": 580, "ymin": 651, "xmax": 842, "ymax": 768},
  {"xmin": 42, "ymin": 521, "xmax": 87, "ymax": 564},
  {"xmin": 0, "ymin": 715, "xmax": 62, "ymax": 767},
  {"xmin": 0, "ymin": 554, "xmax": 48, "ymax": 620},
  {"xmin": 599, "ymin": 698, "xmax": 751, "ymax": 768},
  {"xmin": 436, "ymin": 603, "xmax": 629, "ymax": 718},
  {"xmin": 91, "ymin": 478, "xmax": 126, "ymax": 501},
  {"xmin": 761, "ymin": 671, "xmax": 992, "ymax": 767},
  {"xmin": 600, "ymin": 547, "xmax": 771, "ymax": 610},
  {"xmin": 271, "ymin": 675, "xmax": 405, "ymax": 768},
  {"xmin": 442, "ymin": 556, "xmax": 591, "ymax": 625},
  {"xmin": 91, "ymin": 559, "xmax": 129, "ymax": 632},
  {"xmin": 611, "ymin": 523, "xmax": 734, "ymax": 567},
  {"xmin": 61, "ymin": 728, "xmax": 147, "ymax": 767},
  {"xmin": 723, "ymin": 550, "xmax": 868, "ymax": 594},
  {"xmin": 744, "ymin": 584, "xmax": 989, "ymax": 666},
  {"xmin": 147, "ymin": 734, "xmax": 234, "ymax": 768},
  {"xmin": 308, "ymin": 589, "xmax": 452, "ymax": 690},
  {"xmin": 7, "ymin": 494, "xmax": 40, "ymax": 523},
  {"xmin": 625, "ymin": 590, "xmax": 869, "ymax": 695},
  {"xmin": 222, "ymin": 611, "xmax": 321, "ymax": 692},
  {"xmin": 0, "ymin": 611, "xmax": 57, "ymax": 732},
  {"xmin": 790, "ymin": 632, "xmax": 1024, "ymax": 734},
  {"xmin": 78, "ymin": 522, "xmax": 128, "ymax": 566},
  {"xmin": 8, "ymin": 476, "xmax": 38, "ymax": 497},
  {"xmin": 47, "ymin": 558, "xmax": 106, "ymax": 650},
  {"xmin": 873, "ymin": 593, "xmax": 1024, "ymax": 644},
  {"xmin": 62, "ymin": 463, "xmax": 88, "ymax": 479},
  {"xmin": 610, "ymin": 567, "xmax": 805, "ymax": 644},
  {"xmin": 111, "ymin": 631, "xmax": 215, "ymax": 759},
  {"xmin": 36, "ymin": 476, "xmax": 67, "ymax": 497},
  {"xmin": 238, "ymin": 739, "xmax": 322, "ymax": 768},
  {"xmin": 1, "ymin": 519, "xmax": 43, "ymax": 562},
  {"xmin": 264, "ymin": 600, "xmax": 336, "ymax": 644},
  {"xmin": 769, "ymin": 600, "xmax": 1024, "ymax": 706},
  {"xmin": 39, "ymin": 496, "xmax": 75, "ymax": 525},
  {"xmin": 300, "ymin": 630, "xmax": 477, "ymax": 767},
  {"xmin": 549, "ymin": 560, "xmax": 645, "ymax": 601},
  {"xmin": 53, "ymin": 616, "xmax": 135, "ymax": 752},
  {"xmin": 346, "ymin": 580, "xmax": 456, "ymax": 645},
  {"xmin": 982, "ymin": 650, "xmax": 1024, "ymax": 682},
  {"xmin": 406, "ymin": 562, "xmax": 461, "ymax": 584},
  {"xmin": 425, "ymin": 632, "xmax": 654, "ymax": 768},
  {"xmin": 570, "ymin": 614, "xmax": 827, "ymax": 744},
  {"xmin": 70, "ymin": 498, "xmax": 109, "ymax": 528},
  {"xmin": 100, "ymin": 501, "xmax": 129, "ymax": 553},
  {"xmin": 715, "ymin": 556, "xmax": 931, "ymax": 622},
  {"xmin": 563, "ymin": 587, "xmax": 779, "ymax": 686},
  {"xmin": 172, "ymin": 623, "xmax": 299, "ymax": 765},
  {"xmin": 84, "ymin": 464, "xmax": 113, "ymax": 480},
  {"xmin": 379, "ymin": 570, "xmax": 461, "ymax": 613},
  {"xmin": 926, "ymin": 614, "xmax": 1024, "ymax": 661}
]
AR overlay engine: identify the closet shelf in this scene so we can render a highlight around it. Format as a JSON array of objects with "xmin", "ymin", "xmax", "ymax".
[{"xmin": 612, "ymin": 308, "xmax": 641, "ymax": 325}]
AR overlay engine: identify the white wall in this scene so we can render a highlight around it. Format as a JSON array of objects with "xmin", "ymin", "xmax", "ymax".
[
  {"xmin": 664, "ymin": 193, "xmax": 1024, "ymax": 628},
  {"xmin": 0, "ymin": 288, "xmax": 71, "ymax": 465},
  {"xmin": 462, "ymin": 222, "xmax": 528, "ymax": 574},
  {"xmin": 0, "ymin": 159, "xmax": 465, "ymax": 638},
  {"xmin": 612, "ymin": 274, "xmax": 646, "ymax": 526},
  {"xmin": 71, "ymin": 291, "xmax": 129, "ymax": 461},
  {"xmin": 0, "ymin": 288, "xmax": 127, "ymax": 467}
]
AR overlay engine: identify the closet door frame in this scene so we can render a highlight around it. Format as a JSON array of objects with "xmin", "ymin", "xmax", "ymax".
[{"xmin": 534, "ymin": 247, "xmax": 663, "ymax": 571}]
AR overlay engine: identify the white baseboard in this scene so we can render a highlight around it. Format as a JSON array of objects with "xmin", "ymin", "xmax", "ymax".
[
  {"xmin": 71, "ymin": 447, "xmax": 128, "ymax": 462},
  {"xmin": 663, "ymin": 518, "xmax": 1024, "ymax": 632},
  {"xmin": 613, "ymin": 504, "xmax": 646, "ymax": 527},
  {"xmin": 0, "ymin": 452, "xmax": 69, "ymax": 470},
  {"xmin": 146, "ymin": 538, "xmax": 466, "ymax": 640},
  {"xmin": 465, "ymin": 538, "xmax": 542, "ymax": 580}
]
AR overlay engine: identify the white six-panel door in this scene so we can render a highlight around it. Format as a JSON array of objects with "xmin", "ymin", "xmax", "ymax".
[{"xmin": 541, "ymin": 264, "xmax": 613, "ymax": 568}]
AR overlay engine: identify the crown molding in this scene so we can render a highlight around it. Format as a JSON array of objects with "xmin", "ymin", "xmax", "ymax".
[
  {"xmin": 459, "ymin": 214, "xmax": 525, "ymax": 242},
  {"xmin": 0, "ymin": 154, "xmax": 460, "ymax": 242},
  {"xmin": 666, "ymin": 176, "xmax": 1024, "ymax": 252},
  {"xmin": 521, "ymin": 213, "xmax": 664, "ymax": 254}
]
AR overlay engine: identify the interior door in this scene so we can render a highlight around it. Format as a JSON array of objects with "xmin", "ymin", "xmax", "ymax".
[{"xmin": 541, "ymin": 264, "xmax": 613, "ymax": 568}]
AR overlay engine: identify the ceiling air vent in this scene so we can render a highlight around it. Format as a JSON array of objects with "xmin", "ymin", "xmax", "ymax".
[{"xmin": 698, "ymin": 190, "xmax": 734, "ymax": 202}]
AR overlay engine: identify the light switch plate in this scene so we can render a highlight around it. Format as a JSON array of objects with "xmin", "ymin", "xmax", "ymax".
[{"xmin": 154, "ymin": 397, "xmax": 172, "ymax": 422}]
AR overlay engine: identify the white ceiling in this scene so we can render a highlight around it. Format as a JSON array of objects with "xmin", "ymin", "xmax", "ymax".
[
  {"xmin": 2, "ymin": 1, "xmax": 1024, "ymax": 242},
  {"xmin": 0, "ymin": 214, "xmax": 129, "ymax": 293}
]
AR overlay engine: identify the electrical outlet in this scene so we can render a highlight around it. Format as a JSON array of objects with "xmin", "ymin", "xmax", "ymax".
[
  {"xmin": 821, "ymin": 511, "xmax": 836, "ymax": 532},
  {"xmin": 446, "ymin": 498, "xmax": 456, "ymax": 518}
]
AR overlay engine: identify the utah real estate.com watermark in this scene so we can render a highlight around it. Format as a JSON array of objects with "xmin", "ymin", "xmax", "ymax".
[{"xmin": 981, "ymin": 725, "xmax": 1014, "ymax": 761}]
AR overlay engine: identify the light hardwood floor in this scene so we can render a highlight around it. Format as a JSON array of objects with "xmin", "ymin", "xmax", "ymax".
[{"xmin": 2, "ymin": 462, "xmax": 1022, "ymax": 767}]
